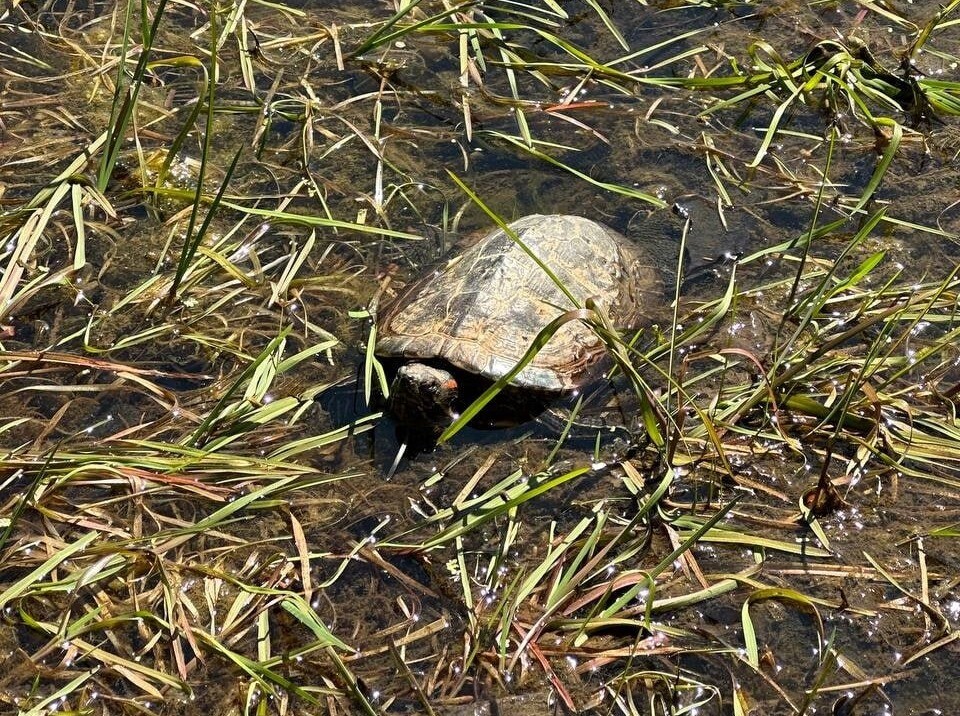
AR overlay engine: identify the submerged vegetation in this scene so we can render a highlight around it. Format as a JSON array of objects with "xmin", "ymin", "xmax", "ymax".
[{"xmin": 1, "ymin": 0, "xmax": 960, "ymax": 714}]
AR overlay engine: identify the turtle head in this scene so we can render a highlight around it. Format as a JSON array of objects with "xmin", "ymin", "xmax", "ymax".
[{"xmin": 389, "ymin": 362, "xmax": 460, "ymax": 439}]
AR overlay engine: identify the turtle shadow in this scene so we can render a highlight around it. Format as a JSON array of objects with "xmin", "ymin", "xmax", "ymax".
[{"xmin": 318, "ymin": 362, "xmax": 642, "ymax": 471}]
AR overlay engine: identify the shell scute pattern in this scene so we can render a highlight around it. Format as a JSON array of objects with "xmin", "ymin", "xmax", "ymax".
[{"xmin": 376, "ymin": 215, "xmax": 661, "ymax": 392}]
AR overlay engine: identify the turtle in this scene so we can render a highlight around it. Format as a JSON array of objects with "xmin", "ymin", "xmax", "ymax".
[{"xmin": 375, "ymin": 214, "xmax": 662, "ymax": 437}]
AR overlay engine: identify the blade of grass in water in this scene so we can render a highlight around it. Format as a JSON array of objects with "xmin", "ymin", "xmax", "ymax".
[
  {"xmin": 350, "ymin": 0, "xmax": 473, "ymax": 58},
  {"xmin": 97, "ymin": 0, "xmax": 169, "ymax": 190},
  {"xmin": 164, "ymin": 12, "xmax": 240, "ymax": 310},
  {"xmin": 482, "ymin": 131, "xmax": 669, "ymax": 208},
  {"xmin": 187, "ymin": 330, "xmax": 290, "ymax": 447}
]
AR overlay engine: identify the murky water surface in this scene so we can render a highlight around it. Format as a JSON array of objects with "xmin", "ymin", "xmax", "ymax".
[{"xmin": 2, "ymin": 1, "xmax": 960, "ymax": 714}]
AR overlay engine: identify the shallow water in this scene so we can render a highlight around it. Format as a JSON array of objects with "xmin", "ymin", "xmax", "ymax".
[{"xmin": 2, "ymin": 1, "xmax": 960, "ymax": 714}]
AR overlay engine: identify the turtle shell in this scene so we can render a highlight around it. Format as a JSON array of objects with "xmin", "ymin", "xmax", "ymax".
[{"xmin": 376, "ymin": 214, "xmax": 661, "ymax": 392}]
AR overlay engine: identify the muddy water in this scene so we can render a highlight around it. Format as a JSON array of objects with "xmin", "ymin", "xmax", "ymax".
[{"xmin": 2, "ymin": 1, "xmax": 960, "ymax": 714}]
